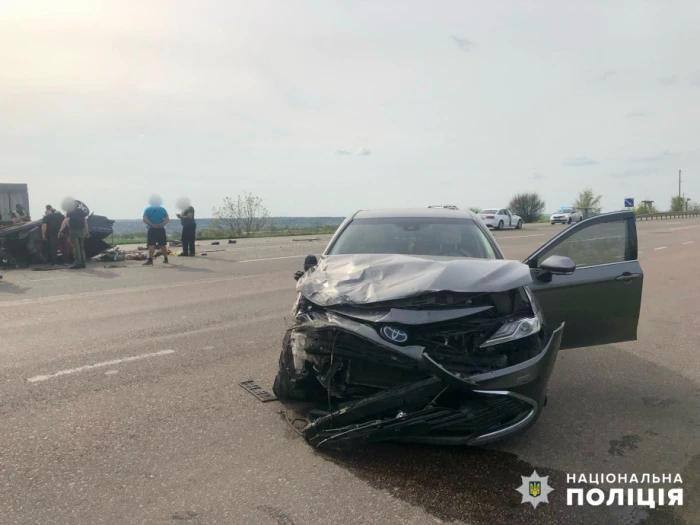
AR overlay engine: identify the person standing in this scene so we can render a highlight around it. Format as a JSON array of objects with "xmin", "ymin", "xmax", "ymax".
[
  {"xmin": 42, "ymin": 205, "xmax": 65, "ymax": 265},
  {"xmin": 59, "ymin": 198, "xmax": 89, "ymax": 269},
  {"xmin": 142, "ymin": 195, "xmax": 170, "ymax": 265},
  {"xmin": 177, "ymin": 203, "xmax": 196, "ymax": 256}
]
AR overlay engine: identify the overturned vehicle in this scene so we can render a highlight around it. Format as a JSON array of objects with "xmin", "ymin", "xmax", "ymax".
[{"xmin": 274, "ymin": 208, "xmax": 643, "ymax": 449}]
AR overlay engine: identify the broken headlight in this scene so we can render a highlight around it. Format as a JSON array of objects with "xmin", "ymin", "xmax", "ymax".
[
  {"xmin": 480, "ymin": 287, "xmax": 542, "ymax": 348},
  {"xmin": 480, "ymin": 316, "xmax": 541, "ymax": 347}
]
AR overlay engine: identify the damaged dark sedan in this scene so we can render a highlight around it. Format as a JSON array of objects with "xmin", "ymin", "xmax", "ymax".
[{"xmin": 274, "ymin": 208, "xmax": 643, "ymax": 449}]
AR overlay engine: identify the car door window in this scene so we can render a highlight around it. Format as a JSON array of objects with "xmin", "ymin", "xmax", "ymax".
[
  {"xmin": 498, "ymin": 209, "xmax": 506, "ymax": 215},
  {"xmin": 536, "ymin": 219, "xmax": 629, "ymax": 267},
  {"xmin": 525, "ymin": 212, "xmax": 642, "ymax": 349}
]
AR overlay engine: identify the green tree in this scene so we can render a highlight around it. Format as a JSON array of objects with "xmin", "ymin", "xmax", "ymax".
[
  {"xmin": 214, "ymin": 192, "xmax": 271, "ymax": 236},
  {"xmin": 574, "ymin": 188, "xmax": 603, "ymax": 217},
  {"xmin": 670, "ymin": 196, "xmax": 685, "ymax": 212},
  {"xmin": 635, "ymin": 201, "xmax": 657, "ymax": 215},
  {"xmin": 509, "ymin": 193, "xmax": 545, "ymax": 223},
  {"xmin": 469, "ymin": 206, "xmax": 481, "ymax": 214}
]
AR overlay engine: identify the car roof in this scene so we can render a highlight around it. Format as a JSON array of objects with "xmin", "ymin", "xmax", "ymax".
[{"xmin": 353, "ymin": 208, "xmax": 477, "ymax": 220}]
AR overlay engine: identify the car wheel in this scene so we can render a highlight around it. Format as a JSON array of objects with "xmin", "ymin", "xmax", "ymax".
[
  {"xmin": 273, "ymin": 332, "xmax": 324, "ymax": 401},
  {"xmin": 517, "ymin": 220, "xmax": 523, "ymax": 229},
  {"xmin": 550, "ymin": 222, "xmax": 555, "ymax": 225},
  {"xmin": 497, "ymin": 220, "xmax": 504, "ymax": 230},
  {"xmin": 567, "ymin": 217, "xmax": 572, "ymax": 224}
]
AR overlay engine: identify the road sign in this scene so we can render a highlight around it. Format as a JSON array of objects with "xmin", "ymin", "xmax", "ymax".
[{"xmin": 624, "ymin": 198, "xmax": 634, "ymax": 208}]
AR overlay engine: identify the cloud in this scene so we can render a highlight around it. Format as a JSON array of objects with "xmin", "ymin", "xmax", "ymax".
[
  {"xmin": 336, "ymin": 148, "xmax": 372, "ymax": 157},
  {"xmin": 658, "ymin": 75, "xmax": 678, "ymax": 85},
  {"xmin": 563, "ymin": 156, "xmax": 598, "ymax": 167},
  {"xmin": 597, "ymin": 70, "xmax": 617, "ymax": 81},
  {"xmin": 625, "ymin": 111, "xmax": 649, "ymax": 118},
  {"xmin": 628, "ymin": 150, "xmax": 672, "ymax": 163},
  {"xmin": 451, "ymin": 35, "xmax": 475, "ymax": 52},
  {"xmin": 610, "ymin": 168, "xmax": 657, "ymax": 179}
]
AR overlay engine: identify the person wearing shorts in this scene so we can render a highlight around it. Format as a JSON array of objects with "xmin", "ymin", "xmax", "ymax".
[{"xmin": 142, "ymin": 197, "xmax": 170, "ymax": 265}]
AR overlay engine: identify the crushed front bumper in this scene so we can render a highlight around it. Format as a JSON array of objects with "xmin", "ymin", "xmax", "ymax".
[{"xmin": 277, "ymin": 312, "xmax": 564, "ymax": 449}]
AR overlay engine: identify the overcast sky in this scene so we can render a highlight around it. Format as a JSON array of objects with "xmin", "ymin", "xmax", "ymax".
[{"xmin": 2, "ymin": 0, "xmax": 699, "ymax": 219}]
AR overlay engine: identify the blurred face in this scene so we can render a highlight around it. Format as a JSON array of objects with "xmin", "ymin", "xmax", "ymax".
[
  {"xmin": 149, "ymin": 194, "xmax": 163, "ymax": 207},
  {"xmin": 61, "ymin": 197, "xmax": 76, "ymax": 212}
]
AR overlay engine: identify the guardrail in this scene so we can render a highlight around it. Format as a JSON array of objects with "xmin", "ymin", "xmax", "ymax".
[{"xmin": 636, "ymin": 212, "xmax": 700, "ymax": 221}]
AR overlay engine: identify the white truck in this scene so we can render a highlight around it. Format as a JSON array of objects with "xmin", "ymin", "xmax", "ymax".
[{"xmin": 478, "ymin": 208, "xmax": 523, "ymax": 230}]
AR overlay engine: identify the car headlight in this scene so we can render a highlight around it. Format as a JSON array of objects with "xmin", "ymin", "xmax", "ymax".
[
  {"xmin": 480, "ymin": 287, "xmax": 542, "ymax": 347},
  {"xmin": 480, "ymin": 316, "xmax": 541, "ymax": 347}
]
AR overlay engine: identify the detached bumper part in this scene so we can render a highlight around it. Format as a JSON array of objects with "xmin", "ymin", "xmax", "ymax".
[{"xmin": 300, "ymin": 324, "xmax": 564, "ymax": 449}]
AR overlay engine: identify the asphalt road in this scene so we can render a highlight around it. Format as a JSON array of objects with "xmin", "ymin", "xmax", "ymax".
[{"xmin": 0, "ymin": 220, "xmax": 698, "ymax": 524}]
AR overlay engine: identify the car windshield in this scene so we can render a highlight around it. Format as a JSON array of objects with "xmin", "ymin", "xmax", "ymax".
[
  {"xmin": 328, "ymin": 217, "xmax": 498, "ymax": 259},
  {"xmin": 481, "ymin": 209, "xmax": 498, "ymax": 214},
  {"xmin": 559, "ymin": 207, "xmax": 575, "ymax": 213}
]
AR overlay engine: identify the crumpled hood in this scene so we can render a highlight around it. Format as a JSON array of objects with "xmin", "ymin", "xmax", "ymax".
[{"xmin": 297, "ymin": 253, "xmax": 533, "ymax": 307}]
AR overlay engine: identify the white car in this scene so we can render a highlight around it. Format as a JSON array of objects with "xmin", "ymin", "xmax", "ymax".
[
  {"xmin": 550, "ymin": 206, "xmax": 583, "ymax": 225},
  {"xmin": 478, "ymin": 208, "xmax": 523, "ymax": 230}
]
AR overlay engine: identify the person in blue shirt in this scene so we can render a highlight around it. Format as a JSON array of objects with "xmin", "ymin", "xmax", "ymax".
[{"xmin": 142, "ymin": 195, "xmax": 170, "ymax": 265}]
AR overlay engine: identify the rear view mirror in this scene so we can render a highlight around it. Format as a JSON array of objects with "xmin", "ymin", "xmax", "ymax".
[{"xmin": 539, "ymin": 255, "xmax": 576, "ymax": 276}]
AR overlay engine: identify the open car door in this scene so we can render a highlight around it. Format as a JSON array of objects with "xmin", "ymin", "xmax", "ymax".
[{"xmin": 524, "ymin": 211, "xmax": 643, "ymax": 349}]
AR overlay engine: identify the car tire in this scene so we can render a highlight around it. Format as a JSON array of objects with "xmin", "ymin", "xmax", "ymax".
[
  {"xmin": 550, "ymin": 222, "xmax": 555, "ymax": 225},
  {"xmin": 567, "ymin": 217, "xmax": 572, "ymax": 224},
  {"xmin": 517, "ymin": 220, "xmax": 523, "ymax": 229},
  {"xmin": 273, "ymin": 331, "xmax": 324, "ymax": 401},
  {"xmin": 497, "ymin": 220, "xmax": 504, "ymax": 230}
]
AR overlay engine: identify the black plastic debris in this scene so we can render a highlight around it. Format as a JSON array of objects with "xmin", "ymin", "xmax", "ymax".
[{"xmin": 239, "ymin": 380, "xmax": 277, "ymax": 402}]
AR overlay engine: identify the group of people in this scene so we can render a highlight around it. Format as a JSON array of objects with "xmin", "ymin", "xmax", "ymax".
[
  {"xmin": 40, "ymin": 199, "xmax": 91, "ymax": 269},
  {"xmin": 142, "ymin": 196, "xmax": 197, "ymax": 265}
]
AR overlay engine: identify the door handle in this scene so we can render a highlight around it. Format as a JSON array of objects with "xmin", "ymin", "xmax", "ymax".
[{"xmin": 615, "ymin": 272, "xmax": 641, "ymax": 282}]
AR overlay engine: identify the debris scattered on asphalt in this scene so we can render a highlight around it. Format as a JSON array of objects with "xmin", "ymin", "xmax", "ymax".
[
  {"xmin": 240, "ymin": 380, "xmax": 278, "ymax": 402},
  {"xmin": 92, "ymin": 247, "xmax": 126, "ymax": 262},
  {"xmin": 292, "ymin": 237, "xmax": 320, "ymax": 242},
  {"xmin": 211, "ymin": 241, "xmax": 220, "ymax": 245},
  {"xmin": 228, "ymin": 239, "xmax": 237, "ymax": 244}
]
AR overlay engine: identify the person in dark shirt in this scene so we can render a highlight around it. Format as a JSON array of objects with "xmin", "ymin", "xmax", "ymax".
[
  {"xmin": 59, "ymin": 198, "xmax": 89, "ymax": 269},
  {"xmin": 177, "ymin": 204, "xmax": 196, "ymax": 256},
  {"xmin": 42, "ymin": 205, "xmax": 65, "ymax": 265}
]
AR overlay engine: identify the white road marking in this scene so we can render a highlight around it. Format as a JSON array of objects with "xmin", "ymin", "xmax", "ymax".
[
  {"xmin": 495, "ymin": 233, "xmax": 546, "ymax": 240},
  {"xmin": 237, "ymin": 255, "xmax": 306, "ymax": 263},
  {"xmin": 27, "ymin": 349, "xmax": 175, "ymax": 383},
  {"xmin": 202, "ymin": 345, "xmax": 215, "ymax": 350},
  {"xmin": 681, "ymin": 240, "xmax": 695, "ymax": 245},
  {"xmin": 104, "ymin": 370, "xmax": 119, "ymax": 375},
  {"xmin": 654, "ymin": 246, "xmax": 668, "ymax": 251}
]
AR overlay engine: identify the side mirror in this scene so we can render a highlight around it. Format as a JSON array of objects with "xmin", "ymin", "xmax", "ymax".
[
  {"xmin": 294, "ymin": 255, "xmax": 318, "ymax": 281},
  {"xmin": 536, "ymin": 255, "xmax": 576, "ymax": 281},
  {"xmin": 303, "ymin": 254, "xmax": 318, "ymax": 271}
]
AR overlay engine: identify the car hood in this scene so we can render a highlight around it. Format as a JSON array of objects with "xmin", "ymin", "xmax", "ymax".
[{"xmin": 297, "ymin": 253, "xmax": 533, "ymax": 307}]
